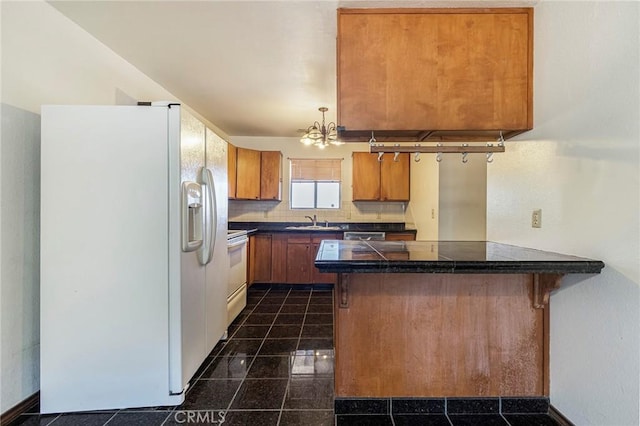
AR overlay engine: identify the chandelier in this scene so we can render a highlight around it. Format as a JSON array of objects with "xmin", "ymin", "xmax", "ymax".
[{"xmin": 300, "ymin": 107, "xmax": 343, "ymax": 149}]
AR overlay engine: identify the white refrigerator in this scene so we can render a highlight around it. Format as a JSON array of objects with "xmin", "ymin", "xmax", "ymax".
[{"xmin": 40, "ymin": 103, "xmax": 229, "ymax": 413}]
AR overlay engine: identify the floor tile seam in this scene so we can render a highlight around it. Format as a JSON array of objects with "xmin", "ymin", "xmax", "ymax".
[
  {"xmin": 443, "ymin": 412, "xmax": 454, "ymax": 426},
  {"xmin": 96, "ymin": 411, "xmax": 119, "ymax": 425},
  {"xmin": 224, "ymin": 408, "xmax": 283, "ymax": 411},
  {"xmin": 293, "ymin": 295, "xmax": 312, "ymax": 350},
  {"xmin": 223, "ymin": 330, "xmax": 271, "ymax": 413},
  {"xmin": 105, "ymin": 411, "xmax": 172, "ymax": 424},
  {"xmin": 192, "ymin": 355, "xmax": 218, "ymax": 381},
  {"xmin": 279, "ymin": 408, "xmax": 334, "ymax": 412},
  {"xmin": 42, "ymin": 413, "xmax": 62, "ymax": 426},
  {"xmin": 275, "ymin": 372, "xmax": 292, "ymax": 426}
]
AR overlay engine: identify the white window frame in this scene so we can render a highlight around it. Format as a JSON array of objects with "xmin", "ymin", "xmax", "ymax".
[{"xmin": 289, "ymin": 159, "xmax": 342, "ymax": 210}]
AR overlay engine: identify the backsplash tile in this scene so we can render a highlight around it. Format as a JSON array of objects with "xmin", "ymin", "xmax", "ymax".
[{"xmin": 229, "ymin": 199, "xmax": 407, "ymax": 223}]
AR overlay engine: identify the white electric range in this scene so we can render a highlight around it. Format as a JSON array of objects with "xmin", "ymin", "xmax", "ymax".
[{"xmin": 226, "ymin": 230, "xmax": 248, "ymax": 328}]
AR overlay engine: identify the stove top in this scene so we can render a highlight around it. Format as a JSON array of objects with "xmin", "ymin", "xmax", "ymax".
[{"xmin": 227, "ymin": 229, "xmax": 248, "ymax": 240}]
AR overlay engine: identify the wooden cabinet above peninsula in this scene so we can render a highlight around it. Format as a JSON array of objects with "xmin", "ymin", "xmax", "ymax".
[{"xmin": 337, "ymin": 8, "xmax": 533, "ymax": 142}]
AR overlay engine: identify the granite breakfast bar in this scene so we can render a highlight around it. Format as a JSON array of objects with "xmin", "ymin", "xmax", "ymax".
[{"xmin": 315, "ymin": 240, "xmax": 604, "ymax": 400}]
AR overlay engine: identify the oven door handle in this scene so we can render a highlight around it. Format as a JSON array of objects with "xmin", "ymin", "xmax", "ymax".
[{"xmin": 227, "ymin": 237, "xmax": 248, "ymax": 250}]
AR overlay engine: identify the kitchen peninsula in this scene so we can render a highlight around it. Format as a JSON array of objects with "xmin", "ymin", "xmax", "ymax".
[{"xmin": 315, "ymin": 240, "xmax": 604, "ymax": 399}]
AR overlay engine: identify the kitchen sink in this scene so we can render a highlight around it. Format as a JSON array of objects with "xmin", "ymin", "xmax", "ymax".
[{"xmin": 285, "ymin": 225, "xmax": 343, "ymax": 231}]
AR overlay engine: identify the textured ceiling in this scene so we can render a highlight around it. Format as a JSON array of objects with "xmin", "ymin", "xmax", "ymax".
[{"xmin": 49, "ymin": 0, "xmax": 537, "ymax": 137}]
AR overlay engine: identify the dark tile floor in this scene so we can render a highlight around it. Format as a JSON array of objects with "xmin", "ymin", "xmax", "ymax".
[{"xmin": 11, "ymin": 287, "xmax": 566, "ymax": 426}]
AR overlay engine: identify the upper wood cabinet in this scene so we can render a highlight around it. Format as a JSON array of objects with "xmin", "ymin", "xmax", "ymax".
[
  {"xmin": 352, "ymin": 152, "xmax": 410, "ymax": 201},
  {"xmin": 236, "ymin": 147, "xmax": 261, "ymax": 199},
  {"xmin": 260, "ymin": 151, "xmax": 282, "ymax": 201},
  {"xmin": 228, "ymin": 143, "xmax": 237, "ymax": 199},
  {"xmin": 233, "ymin": 148, "xmax": 282, "ymax": 201},
  {"xmin": 337, "ymin": 8, "xmax": 533, "ymax": 141}
]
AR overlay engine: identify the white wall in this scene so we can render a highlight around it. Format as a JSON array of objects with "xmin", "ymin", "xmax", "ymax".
[
  {"xmin": 0, "ymin": 1, "xmax": 226, "ymax": 414},
  {"xmin": 409, "ymin": 153, "xmax": 439, "ymax": 241},
  {"xmin": 487, "ymin": 2, "xmax": 639, "ymax": 425},
  {"xmin": 439, "ymin": 153, "xmax": 487, "ymax": 240},
  {"xmin": 0, "ymin": 1, "xmax": 225, "ymax": 137},
  {"xmin": 1, "ymin": 105, "xmax": 41, "ymax": 414},
  {"xmin": 229, "ymin": 136, "xmax": 440, "ymax": 237}
]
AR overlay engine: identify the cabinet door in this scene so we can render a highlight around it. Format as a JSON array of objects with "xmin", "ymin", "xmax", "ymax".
[
  {"xmin": 228, "ymin": 143, "xmax": 237, "ymax": 199},
  {"xmin": 286, "ymin": 243, "xmax": 311, "ymax": 283},
  {"xmin": 385, "ymin": 232, "xmax": 415, "ymax": 241},
  {"xmin": 260, "ymin": 151, "xmax": 282, "ymax": 201},
  {"xmin": 236, "ymin": 148, "xmax": 261, "ymax": 199},
  {"xmin": 380, "ymin": 153, "xmax": 410, "ymax": 201},
  {"xmin": 352, "ymin": 152, "xmax": 380, "ymax": 201},
  {"xmin": 338, "ymin": 9, "xmax": 532, "ymax": 132},
  {"xmin": 253, "ymin": 234, "xmax": 272, "ymax": 283},
  {"xmin": 271, "ymin": 234, "xmax": 288, "ymax": 283}
]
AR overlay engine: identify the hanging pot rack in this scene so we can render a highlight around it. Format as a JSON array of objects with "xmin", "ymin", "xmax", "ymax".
[{"xmin": 367, "ymin": 131, "xmax": 506, "ymax": 163}]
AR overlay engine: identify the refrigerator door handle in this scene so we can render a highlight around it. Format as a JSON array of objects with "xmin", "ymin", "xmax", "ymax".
[{"xmin": 198, "ymin": 168, "xmax": 216, "ymax": 266}]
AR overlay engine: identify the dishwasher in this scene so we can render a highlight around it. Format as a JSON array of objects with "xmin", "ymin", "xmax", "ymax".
[{"xmin": 343, "ymin": 231, "xmax": 386, "ymax": 241}]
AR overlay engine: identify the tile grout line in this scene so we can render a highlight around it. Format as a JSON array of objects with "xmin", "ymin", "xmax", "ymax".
[
  {"xmin": 223, "ymin": 287, "xmax": 290, "ymax": 413},
  {"xmin": 274, "ymin": 288, "xmax": 312, "ymax": 424},
  {"xmin": 444, "ymin": 397, "xmax": 454, "ymax": 426},
  {"xmin": 101, "ymin": 410, "xmax": 119, "ymax": 425},
  {"xmin": 190, "ymin": 290, "xmax": 264, "ymax": 383}
]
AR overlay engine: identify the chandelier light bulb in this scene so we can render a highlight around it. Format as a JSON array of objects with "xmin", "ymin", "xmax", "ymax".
[{"xmin": 299, "ymin": 107, "xmax": 341, "ymax": 148}]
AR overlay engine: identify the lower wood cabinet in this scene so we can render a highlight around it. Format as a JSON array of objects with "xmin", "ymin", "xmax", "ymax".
[
  {"xmin": 250, "ymin": 232, "xmax": 340, "ymax": 285},
  {"xmin": 252, "ymin": 234, "xmax": 272, "ymax": 283},
  {"xmin": 385, "ymin": 232, "xmax": 416, "ymax": 241},
  {"xmin": 286, "ymin": 234, "xmax": 312, "ymax": 283}
]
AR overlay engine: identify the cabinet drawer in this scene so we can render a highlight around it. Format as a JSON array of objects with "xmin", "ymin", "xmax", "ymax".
[
  {"xmin": 385, "ymin": 232, "xmax": 416, "ymax": 241},
  {"xmin": 312, "ymin": 233, "xmax": 340, "ymax": 243},
  {"xmin": 287, "ymin": 233, "xmax": 310, "ymax": 243}
]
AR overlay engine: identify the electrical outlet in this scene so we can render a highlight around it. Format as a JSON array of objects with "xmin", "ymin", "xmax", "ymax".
[{"xmin": 531, "ymin": 209, "xmax": 542, "ymax": 228}]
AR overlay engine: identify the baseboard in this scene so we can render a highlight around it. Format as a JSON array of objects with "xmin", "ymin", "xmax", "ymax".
[
  {"xmin": 549, "ymin": 404, "xmax": 575, "ymax": 426},
  {"xmin": 0, "ymin": 391, "xmax": 39, "ymax": 425}
]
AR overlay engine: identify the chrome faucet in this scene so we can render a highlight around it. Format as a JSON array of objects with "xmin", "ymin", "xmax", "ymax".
[{"xmin": 304, "ymin": 214, "xmax": 317, "ymax": 226}]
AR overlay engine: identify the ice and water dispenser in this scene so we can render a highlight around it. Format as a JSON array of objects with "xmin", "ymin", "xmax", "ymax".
[{"xmin": 181, "ymin": 181, "xmax": 203, "ymax": 252}]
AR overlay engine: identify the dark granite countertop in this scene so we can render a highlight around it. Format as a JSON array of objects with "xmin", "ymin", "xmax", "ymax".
[
  {"xmin": 228, "ymin": 221, "xmax": 416, "ymax": 234},
  {"xmin": 315, "ymin": 240, "xmax": 605, "ymax": 274}
]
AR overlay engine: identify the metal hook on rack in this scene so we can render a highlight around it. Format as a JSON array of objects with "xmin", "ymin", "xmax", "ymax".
[
  {"xmin": 369, "ymin": 131, "xmax": 377, "ymax": 146},
  {"xmin": 377, "ymin": 151, "xmax": 384, "ymax": 162},
  {"xmin": 461, "ymin": 143, "xmax": 469, "ymax": 164},
  {"xmin": 436, "ymin": 143, "xmax": 443, "ymax": 163},
  {"xmin": 414, "ymin": 152, "xmax": 421, "ymax": 163},
  {"xmin": 486, "ymin": 143, "xmax": 494, "ymax": 163},
  {"xmin": 393, "ymin": 144, "xmax": 400, "ymax": 162}
]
